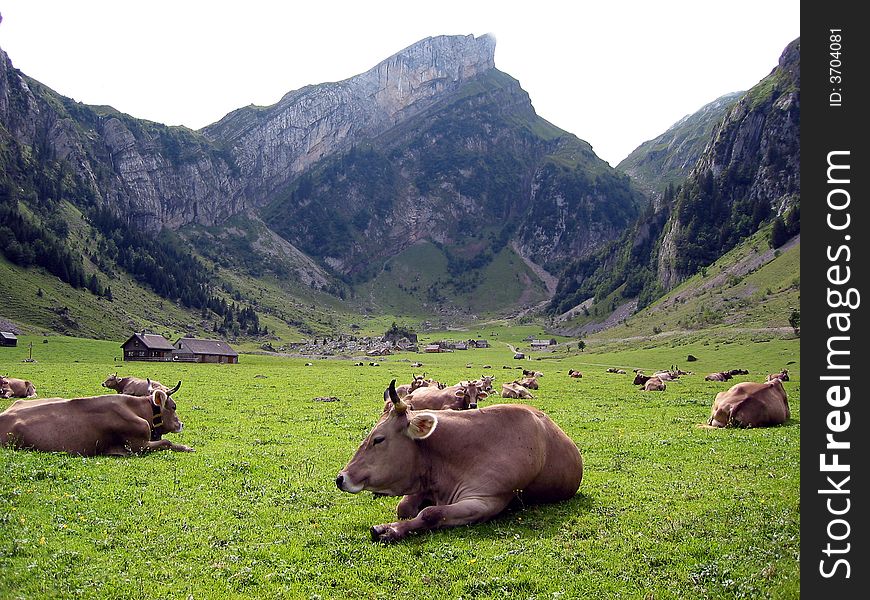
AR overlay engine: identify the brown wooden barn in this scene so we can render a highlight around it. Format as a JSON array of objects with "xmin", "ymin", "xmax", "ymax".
[
  {"xmin": 172, "ymin": 338, "xmax": 238, "ymax": 364},
  {"xmin": 121, "ymin": 333, "xmax": 175, "ymax": 361}
]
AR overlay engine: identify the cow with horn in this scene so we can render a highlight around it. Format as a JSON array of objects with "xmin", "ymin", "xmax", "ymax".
[{"xmin": 337, "ymin": 380, "xmax": 582, "ymax": 542}]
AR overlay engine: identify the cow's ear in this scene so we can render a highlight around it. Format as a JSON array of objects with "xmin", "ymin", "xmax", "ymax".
[
  {"xmin": 478, "ymin": 391, "xmax": 488, "ymax": 399},
  {"xmin": 151, "ymin": 390, "xmax": 167, "ymax": 407},
  {"xmin": 454, "ymin": 388, "xmax": 465, "ymax": 398},
  {"xmin": 406, "ymin": 413, "xmax": 438, "ymax": 440}
]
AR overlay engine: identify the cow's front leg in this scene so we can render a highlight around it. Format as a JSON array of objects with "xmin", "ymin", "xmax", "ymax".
[
  {"xmin": 371, "ymin": 494, "xmax": 512, "ymax": 543},
  {"xmin": 396, "ymin": 493, "xmax": 432, "ymax": 519}
]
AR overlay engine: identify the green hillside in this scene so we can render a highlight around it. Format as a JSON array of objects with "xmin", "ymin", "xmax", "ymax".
[
  {"xmin": 355, "ymin": 240, "xmax": 548, "ymax": 317},
  {"xmin": 553, "ymin": 225, "xmax": 800, "ymax": 349}
]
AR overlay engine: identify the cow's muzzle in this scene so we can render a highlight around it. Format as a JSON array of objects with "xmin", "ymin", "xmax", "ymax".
[{"xmin": 335, "ymin": 472, "xmax": 363, "ymax": 493}]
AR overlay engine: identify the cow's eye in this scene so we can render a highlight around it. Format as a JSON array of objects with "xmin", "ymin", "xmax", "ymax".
[{"xmin": 372, "ymin": 436, "xmax": 385, "ymax": 446}]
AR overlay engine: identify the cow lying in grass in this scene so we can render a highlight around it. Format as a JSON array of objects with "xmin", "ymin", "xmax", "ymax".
[
  {"xmin": 0, "ymin": 382, "xmax": 192, "ymax": 456},
  {"xmin": 337, "ymin": 380, "xmax": 582, "ymax": 542},
  {"xmin": 703, "ymin": 379, "xmax": 789, "ymax": 428},
  {"xmin": 101, "ymin": 374, "xmax": 181, "ymax": 396},
  {"xmin": 0, "ymin": 375, "xmax": 37, "ymax": 398}
]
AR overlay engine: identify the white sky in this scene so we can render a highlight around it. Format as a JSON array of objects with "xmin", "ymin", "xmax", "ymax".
[{"xmin": 0, "ymin": 1, "xmax": 799, "ymax": 167}]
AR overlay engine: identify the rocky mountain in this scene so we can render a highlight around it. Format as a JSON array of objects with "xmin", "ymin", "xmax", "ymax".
[
  {"xmin": 549, "ymin": 38, "xmax": 800, "ymax": 319},
  {"xmin": 616, "ymin": 91, "xmax": 743, "ymax": 202},
  {"xmin": 657, "ymin": 37, "xmax": 800, "ymax": 288},
  {"xmin": 1, "ymin": 34, "xmax": 644, "ymax": 324}
]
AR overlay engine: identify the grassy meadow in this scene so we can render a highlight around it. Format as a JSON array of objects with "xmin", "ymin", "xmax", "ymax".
[{"xmin": 0, "ymin": 332, "xmax": 799, "ymax": 599}]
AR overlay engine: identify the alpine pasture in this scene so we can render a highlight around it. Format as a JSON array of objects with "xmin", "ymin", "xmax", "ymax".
[{"xmin": 1, "ymin": 333, "xmax": 799, "ymax": 599}]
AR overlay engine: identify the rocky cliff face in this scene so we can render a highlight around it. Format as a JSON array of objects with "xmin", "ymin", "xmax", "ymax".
[
  {"xmin": 547, "ymin": 38, "xmax": 800, "ymax": 317},
  {"xmin": 656, "ymin": 38, "xmax": 800, "ymax": 288},
  {"xmin": 0, "ymin": 48, "xmax": 244, "ymax": 229},
  {"xmin": 203, "ymin": 35, "xmax": 497, "ymax": 204},
  {"xmin": 616, "ymin": 91, "xmax": 743, "ymax": 203},
  {"xmin": 260, "ymin": 67, "xmax": 642, "ymax": 280}
]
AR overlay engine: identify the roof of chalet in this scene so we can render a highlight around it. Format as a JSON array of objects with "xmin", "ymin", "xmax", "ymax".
[
  {"xmin": 1, "ymin": 331, "xmax": 18, "ymax": 340},
  {"xmin": 174, "ymin": 337, "xmax": 238, "ymax": 356},
  {"xmin": 122, "ymin": 333, "xmax": 175, "ymax": 350}
]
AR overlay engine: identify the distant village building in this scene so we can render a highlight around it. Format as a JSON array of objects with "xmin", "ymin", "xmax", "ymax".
[
  {"xmin": 0, "ymin": 332, "xmax": 18, "ymax": 347},
  {"xmin": 424, "ymin": 344, "xmax": 442, "ymax": 353},
  {"xmin": 530, "ymin": 339, "xmax": 556, "ymax": 350},
  {"xmin": 173, "ymin": 338, "xmax": 239, "ymax": 364},
  {"xmin": 121, "ymin": 333, "xmax": 175, "ymax": 362},
  {"xmin": 469, "ymin": 339, "xmax": 490, "ymax": 348}
]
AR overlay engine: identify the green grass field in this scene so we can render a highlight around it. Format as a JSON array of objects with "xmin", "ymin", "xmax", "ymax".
[{"xmin": 0, "ymin": 333, "xmax": 799, "ymax": 599}]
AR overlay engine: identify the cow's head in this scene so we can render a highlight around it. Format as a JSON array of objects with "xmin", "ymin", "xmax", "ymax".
[
  {"xmin": 336, "ymin": 380, "xmax": 438, "ymax": 496},
  {"xmin": 456, "ymin": 381, "xmax": 487, "ymax": 409},
  {"xmin": 148, "ymin": 382, "xmax": 185, "ymax": 437},
  {"xmin": 409, "ymin": 374, "xmax": 427, "ymax": 393},
  {"xmin": 633, "ymin": 373, "xmax": 651, "ymax": 386},
  {"xmin": 0, "ymin": 376, "xmax": 9, "ymax": 399},
  {"xmin": 102, "ymin": 373, "xmax": 122, "ymax": 390}
]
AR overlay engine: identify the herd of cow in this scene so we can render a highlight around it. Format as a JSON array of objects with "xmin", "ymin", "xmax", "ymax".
[
  {"xmin": 0, "ymin": 374, "xmax": 192, "ymax": 456},
  {"xmin": 0, "ymin": 362, "xmax": 792, "ymax": 542}
]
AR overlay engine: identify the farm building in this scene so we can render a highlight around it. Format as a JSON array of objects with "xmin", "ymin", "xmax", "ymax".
[
  {"xmin": 469, "ymin": 339, "xmax": 490, "ymax": 348},
  {"xmin": 173, "ymin": 338, "xmax": 239, "ymax": 364},
  {"xmin": 0, "ymin": 332, "xmax": 17, "ymax": 347},
  {"xmin": 121, "ymin": 333, "xmax": 175, "ymax": 361},
  {"xmin": 424, "ymin": 344, "xmax": 442, "ymax": 353},
  {"xmin": 530, "ymin": 339, "xmax": 557, "ymax": 349}
]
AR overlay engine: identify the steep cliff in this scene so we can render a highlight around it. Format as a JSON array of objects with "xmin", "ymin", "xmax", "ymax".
[
  {"xmin": 656, "ymin": 38, "xmax": 800, "ymax": 288},
  {"xmin": 0, "ymin": 47, "xmax": 243, "ymax": 229},
  {"xmin": 549, "ymin": 38, "xmax": 800, "ymax": 318},
  {"xmin": 260, "ymin": 67, "xmax": 641, "ymax": 282},
  {"xmin": 616, "ymin": 91, "xmax": 743, "ymax": 202}
]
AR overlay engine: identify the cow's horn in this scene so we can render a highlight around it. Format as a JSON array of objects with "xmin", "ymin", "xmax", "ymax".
[
  {"xmin": 167, "ymin": 381, "xmax": 182, "ymax": 396},
  {"xmin": 388, "ymin": 379, "xmax": 407, "ymax": 414},
  {"xmin": 146, "ymin": 378, "xmax": 153, "ymax": 392}
]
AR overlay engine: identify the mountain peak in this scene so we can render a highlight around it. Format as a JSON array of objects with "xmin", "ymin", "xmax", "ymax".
[{"xmin": 384, "ymin": 34, "xmax": 496, "ymax": 79}]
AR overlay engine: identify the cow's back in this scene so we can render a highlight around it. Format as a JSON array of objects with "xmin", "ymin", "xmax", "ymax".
[
  {"xmin": 710, "ymin": 380, "xmax": 789, "ymax": 427},
  {"xmin": 0, "ymin": 395, "xmax": 147, "ymax": 455},
  {"xmin": 430, "ymin": 404, "xmax": 582, "ymax": 504}
]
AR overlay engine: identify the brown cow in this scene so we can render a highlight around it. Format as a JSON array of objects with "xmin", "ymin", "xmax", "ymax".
[
  {"xmin": 568, "ymin": 370, "xmax": 583, "ymax": 378},
  {"xmin": 704, "ymin": 372, "xmax": 733, "ymax": 382},
  {"xmin": 643, "ymin": 377, "xmax": 666, "ymax": 391},
  {"xmin": 501, "ymin": 382, "xmax": 534, "ymax": 399},
  {"xmin": 704, "ymin": 379, "xmax": 789, "ymax": 428},
  {"xmin": 514, "ymin": 376, "xmax": 539, "ymax": 390},
  {"xmin": 633, "ymin": 373, "xmax": 652, "ymax": 386},
  {"xmin": 336, "ymin": 380, "xmax": 583, "ymax": 542},
  {"xmin": 0, "ymin": 385, "xmax": 193, "ymax": 455},
  {"xmin": 766, "ymin": 369, "xmax": 790, "ymax": 382},
  {"xmin": 395, "ymin": 374, "xmax": 428, "ymax": 399},
  {"xmin": 0, "ymin": 376, "xmax": 37, "ymax": 399},
  {"xmin": 101, "ymin": 374, "xmax": 181, "ymax": 397},
  {"xmin": 398, "ymin": 381, "xmax": 488, "ymax": 412}
]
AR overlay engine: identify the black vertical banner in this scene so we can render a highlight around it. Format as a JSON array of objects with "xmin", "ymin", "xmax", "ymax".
[{"xmin": 802, "ymin": 1, "xmax": 868, "ymax": 597}]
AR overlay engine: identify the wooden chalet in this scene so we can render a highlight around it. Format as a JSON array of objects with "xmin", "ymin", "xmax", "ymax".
[
  {"xmin": 173, "ymin": 338, "xmax": 239, "ymax": 364},
  {"xmin": 121, "ymin": 333, "xmax": 175, "ymax": 362},
  {"xmin": 0, "ymin": 332, "xmax": 18, "ymax": 347},
  {"xmin": 424, "ymin": 344, "xmax": 442, "ymax": 353}
]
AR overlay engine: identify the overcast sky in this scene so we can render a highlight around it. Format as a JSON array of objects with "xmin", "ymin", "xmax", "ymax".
[{"xmin": 0, "ymin": 1, "xmax": 799, "ymax": 167}]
